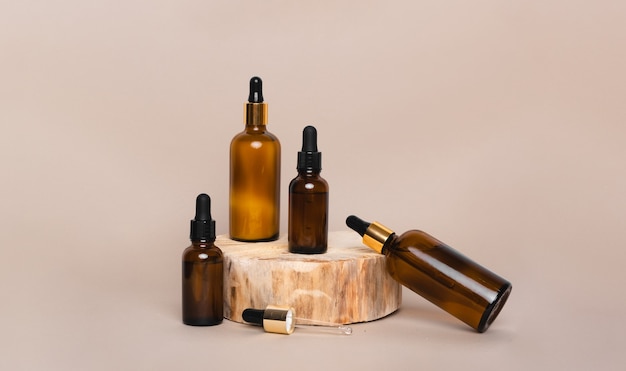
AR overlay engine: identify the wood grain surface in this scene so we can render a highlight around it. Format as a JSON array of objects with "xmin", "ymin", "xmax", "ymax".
[{"xmin": 217, "ymin": 231, "xmax": 402, "ymax": 325}]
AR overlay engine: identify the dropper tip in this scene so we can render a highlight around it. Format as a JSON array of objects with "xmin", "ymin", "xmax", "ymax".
[
  {"xmin": 248, "ymin": 76, "xmax": 264, "ymax": 103},
  {"xmin": 340, "ymin": 326, "xmax": 353, "ymax": 335},
  {"xmin": 346, "ymin": 215, "xmax": 370, "ymax": 237}
]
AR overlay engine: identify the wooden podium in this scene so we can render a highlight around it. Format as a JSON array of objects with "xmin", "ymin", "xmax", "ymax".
[{"xmin": 218, "ymin": 231, "xmax": 402, "ymax": 325}]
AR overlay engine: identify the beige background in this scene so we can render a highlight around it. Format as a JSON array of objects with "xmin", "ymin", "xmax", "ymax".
[{"xmin": 1, "ymin": 1, "xmax": 625, "ymax": 370}]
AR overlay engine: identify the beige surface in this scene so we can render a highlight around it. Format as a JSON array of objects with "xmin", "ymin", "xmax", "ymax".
[{"xmin": 1, "ymin": 1, "xmax": 625, "ymax": 370}]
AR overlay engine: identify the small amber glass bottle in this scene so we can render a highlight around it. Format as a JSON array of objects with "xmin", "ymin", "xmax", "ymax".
[
  {"xmin": 288, "ymin": 126, "xmax": 329, "ymax": 254},
  {"xmin": 182, "ymin": 194, "xmax": 223, "ymax": 326},
  {"xmin": 229, "ymin": 76, "xmax": 281, "ymax": 242},
  {"xmin": 346, "ymin": 215, "xmax": 511, "ymax": 332}
]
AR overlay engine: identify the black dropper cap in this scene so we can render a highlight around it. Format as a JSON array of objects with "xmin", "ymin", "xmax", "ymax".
[
  {"xmin": 346, "ymin": 215, "xmax": 369, "ymax": 236},
  {"xmin": 190, "ymin": 193, "xmax": 216, "ymax": 242},
  {"xmin": 248, "ymin": 76, "xmax": 264, "ymax": 103},
  {"xmin": 242, "ymin": 308, "xmax": 264, "ymax": 325},
  {"xmin": 297, "ymin": 125, "xmax": 322, "ymax": 172},
  {"xmin": 346, "ymin": 215, "xmax": 394, "ymax": 254}
]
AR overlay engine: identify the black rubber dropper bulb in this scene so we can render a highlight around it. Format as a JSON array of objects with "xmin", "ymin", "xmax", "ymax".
[
  {"xmin": 242, "ymin": 308, "xmax": 265, "ymax": 325},
  {"xmin": 346, "ymin": 215, "xmax": 370, "ymax": 236},
  {"xmin": 190, "ymin": 193, "xmax": 216, "ymax": 242},
  {"xmin": 346, "ymin": 215, "xmax": 395, "ymax": 254},
  {"xmin": 297, "ymin": 125, "xmax": 322, "ymax": 172},
  {"xmin": 302, "ymin": 125, "xmax": 317, "ymax": 152},
  {"xmin": 248, "ymin": 76, "xmax": 264, "ymax": 103}
]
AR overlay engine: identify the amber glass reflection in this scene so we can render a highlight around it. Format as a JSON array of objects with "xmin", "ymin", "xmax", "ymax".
[
  {"xmin": 288, "ymin": 173, "xmax": 329, "ymax": 254},
  {"xmin": 384, "ymin": 231, "xmax": 511, "ymax": 332},
  {"xmin": 229, "ymin": 124, "xmax": 280, "ymax": 241},
  {"xmin": 182, "ymin": 241, "xmax": 224, "ymax": 326}
]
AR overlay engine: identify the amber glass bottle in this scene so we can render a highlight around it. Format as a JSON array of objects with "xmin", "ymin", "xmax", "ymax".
[
  {"xmin": 288, "ymin": 126, "xmax": 329, "ymax": 254},
  {"xmin": 229, "ymin": 76, "xmax": 281, "ymax": 242},
  {"xmin": 182, "ymin": 194, "xmax": 223, "ymax": 326},
  {"xmin": 346, "ymin": 215, "xmax": 511, "ymax": 333}
]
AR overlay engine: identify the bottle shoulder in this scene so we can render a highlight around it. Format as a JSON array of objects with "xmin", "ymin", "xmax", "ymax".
[
  {"xmin": 182, "ymin": 242, "xmax": 224, "ymax": 262},
  {"xmin": 388, "ymin": 230, "xmax": 440, "ymax": 252},
  {"xmin": 263, "ymin": 130, "xmax": 280, "ymax": 142},
  {"xmin": 289, "ymin": 173, "xmax": 329, "ymax": 192},
  {"xmin": 231, "ymin": 133, "xmax": 281, "ymax": 154},
  {"xmin": 232, "ymin": 128, "xmax": 280, "ymax": 142}
]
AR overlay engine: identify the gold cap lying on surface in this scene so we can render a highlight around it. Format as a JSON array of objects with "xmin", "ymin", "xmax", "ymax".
[{"xmin": 262, "ymin": 305, "xmax": 295, "ymax": 335}]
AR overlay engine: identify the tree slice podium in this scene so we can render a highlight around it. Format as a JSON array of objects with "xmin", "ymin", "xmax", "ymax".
[{"xmin": 218, "ymin": 231, "xmax": 401, "ymax": 325}]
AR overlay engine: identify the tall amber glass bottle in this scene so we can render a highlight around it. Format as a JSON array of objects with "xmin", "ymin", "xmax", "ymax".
[
  {"xmin": 182, "ymin": 194, "xmax": 223, "ymax": 326},
  {"xmin": 288, "ymin": 126, "xmax": 329, "ymax": 254},
  {"xmin": 346, "ymin": 215, "xmax": 512, "ymax": 333},
  {"xmin": 229, "ymin": 76, "xmax": 281, "ymax": 242}
]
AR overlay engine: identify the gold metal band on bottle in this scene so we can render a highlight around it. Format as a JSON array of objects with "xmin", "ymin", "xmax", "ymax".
[
  {"xmin": 363, "ymin": 222, "xmax": 394, "ymax": 254},
  {"xmin": 245, "ymin": 102, "xmax": 268, "ymax": 126}
]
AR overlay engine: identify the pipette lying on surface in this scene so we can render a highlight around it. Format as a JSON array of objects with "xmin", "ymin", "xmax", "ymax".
[{"xmin": 242, "ymin": 305, "xmax": 352, "ymax": 335}]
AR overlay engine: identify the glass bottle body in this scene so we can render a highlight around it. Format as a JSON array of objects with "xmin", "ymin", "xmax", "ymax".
[
  {"xmin": 182, "ymin": 241, "xmax": 224, "ymax": 326},
  {"xmin": 384, "ymin": 231, "xmax": 511, "ymax": 332},
  {"xmin": 229, "ymin": 125, "xmax": 281, "ymax": 241},
  {"xmin": 288, "ymin": 172, "xmax": 329, "ymax": 254}
]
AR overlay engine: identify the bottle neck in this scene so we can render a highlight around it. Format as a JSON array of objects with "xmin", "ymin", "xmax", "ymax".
[
  {"xmin": 245, "ymin": 124, "xmax": 267, "ymax": 133},
  {"xmin": 380, "ymin": 233, "xmax": 397, "ymax": 254},
  {"xmin": 297, "ymin": 169, "xmax": 321, "ymax": 176},
  {"xmin": 296, "ymin": 152, "xmax": 321, "ymax": 173},
  {"xmin": 245, "ymin": 102, "xmax": 268, "ymax": 126},
  {"xmin": 191, "ymin": 240, "xmax": 213, "ymax": 248}
]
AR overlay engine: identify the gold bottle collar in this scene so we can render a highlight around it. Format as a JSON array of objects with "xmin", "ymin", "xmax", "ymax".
[
  {"xmin": 363, "ymin": 222, "xmax": 394, "ymax": 254},
  {"xmin": 245, "ymin": 102, "xmax": 268, "ymax": 126}
]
